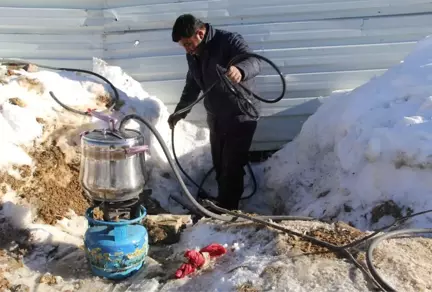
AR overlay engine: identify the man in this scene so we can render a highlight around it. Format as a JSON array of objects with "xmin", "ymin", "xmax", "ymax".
[{"xmin": 168, "ymin": 14, "xmax": 261, "ymax": 210}]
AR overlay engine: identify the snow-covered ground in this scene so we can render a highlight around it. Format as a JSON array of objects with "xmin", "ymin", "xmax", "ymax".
[{"xmin": 1, "ymin": 34, "xmax": 432, "ymax": 291}]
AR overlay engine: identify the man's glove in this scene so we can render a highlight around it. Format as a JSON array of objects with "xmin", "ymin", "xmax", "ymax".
[{"xmin": 168, "ymin": 113, "xmax": 185, "ymax": 129}]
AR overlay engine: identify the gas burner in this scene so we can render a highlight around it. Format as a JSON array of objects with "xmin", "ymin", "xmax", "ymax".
[
  {"xmin": 101, "ymin": 198, "xmax": 140, "ymax": 209},
  {"xmin": 93, "ymin": 198, "xmax": 142, "ymax": 222}
]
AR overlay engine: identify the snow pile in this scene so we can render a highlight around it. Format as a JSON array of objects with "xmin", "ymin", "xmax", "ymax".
[{"xmin": 262, "ymin": 35, "xmax": 432, "ymax": 230}]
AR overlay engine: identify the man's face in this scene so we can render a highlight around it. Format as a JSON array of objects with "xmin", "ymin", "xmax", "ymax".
[{"xmin": 178, "ymin": 28, "xmax": 205, "ymax": 55}]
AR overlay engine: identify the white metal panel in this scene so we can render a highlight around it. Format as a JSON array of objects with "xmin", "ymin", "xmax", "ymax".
[
  {"xmin": 103, "ymin": 0, "xmax": 432, "ymax": 31},
  {"xmin": 0, "ymin": 1, "xmax": 104, "ymax": 69},
  {"xmin": 0, "ymin": 0, "xmax": 104, "ymax": 9},
  {"xmin": 1, "ymin": 1, "xmax": 432, "ymax": 150}
]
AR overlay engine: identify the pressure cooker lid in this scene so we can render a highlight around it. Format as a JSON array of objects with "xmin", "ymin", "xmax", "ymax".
[{"xmin": 82, "ymin": 129, "xmax": 142, "ymax": 146}]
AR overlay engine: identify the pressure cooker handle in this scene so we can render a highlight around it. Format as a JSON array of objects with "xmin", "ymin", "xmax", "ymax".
[
  {"xmin": 87, "ymin": 109, "xmax": 118, "ymax": 130},
  {"xmin": 125, "ymin": 145, "xmax": 149, "ymax": 156}
]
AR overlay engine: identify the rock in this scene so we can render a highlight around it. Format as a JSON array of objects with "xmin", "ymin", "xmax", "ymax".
[
  {"xmin": 16, "ymin": 76, "xmax": 44, "ymax": 95},
  {"xmin": 54, "ymin": 276, "xmax": 63, "ymax": 284},
  {"xmin": 35, "ymin": 117, "xmax": 45, "ymax": 124},
  {"xmin": 143, "ymin": 215, "xmax": 192, "ymax": 245},
  {"xmin": 334, "ymin": 221, "xmax": 363, "ymax": 237},
  {"xmin": 11, "ymin": 284, "xmax": 30, "ymax": 292},
  {"xmin": 92, "ymin": 207, "xmax": 104, "ymax": 220},
  {"xmin": 39, "ymin": 273, "xmax": 57, "ymax": 285},
  {"xmin": 23, "ymin": 64, "xmax": 38, "ymax": 73},
  {"xmin": 6, "ymin": 69, "xmax": 19, "ymax": 76},
  {"xmin": 8, "ymin": 98, "xmax": 26, "ymax": 108},
  {"xmin": 0, "ymin": 274, "xmax": 11, "ymax": 291},
  {"xmin": 74, "ymin": 282, "xmax": 80, "ymax": 289}
]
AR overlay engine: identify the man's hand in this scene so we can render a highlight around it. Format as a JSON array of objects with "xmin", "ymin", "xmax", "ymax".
[
  {"xmin": 226, "ymin": 66, "xmax": 243, "ymax": 84},
  {"xmin": 168, "ymin": 113, "xmax": 183, "ymax": 130}
]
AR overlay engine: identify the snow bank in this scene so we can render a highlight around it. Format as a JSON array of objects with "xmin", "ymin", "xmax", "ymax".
[{"xmin": 262, "ymin": 35, "xmax": 432, "ymax": 230}]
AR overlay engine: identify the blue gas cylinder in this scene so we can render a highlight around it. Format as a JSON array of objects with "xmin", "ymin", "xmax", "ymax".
[{"xmin": 84, "ymin": 205, "xmax": 149, "ymax": 280}]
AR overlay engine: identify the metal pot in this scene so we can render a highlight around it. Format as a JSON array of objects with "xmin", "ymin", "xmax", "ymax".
[{"xmin": 79, "ymin": 128, "xmax": 148, "ymax": 202}]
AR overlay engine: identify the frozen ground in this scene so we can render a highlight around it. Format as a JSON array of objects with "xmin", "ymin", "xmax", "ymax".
[{"xmin": 1, "ymin": 35, "xmax": 432, "ymax": 291}]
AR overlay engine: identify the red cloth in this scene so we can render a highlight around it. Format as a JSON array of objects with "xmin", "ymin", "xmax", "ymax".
[{"xmin": 174, "ymin": 243, "xmax": 227, "ymax": 278}]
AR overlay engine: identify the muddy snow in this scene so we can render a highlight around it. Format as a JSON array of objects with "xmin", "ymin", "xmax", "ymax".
[{"xmin": 1, "ymin": 34, "xmax": 432, "ymax": 291}]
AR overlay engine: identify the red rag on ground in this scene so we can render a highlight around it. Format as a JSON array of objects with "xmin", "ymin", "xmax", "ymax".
[{"xmin": 174, "ymin": 243, "xmax": 227, "ymax": 279}]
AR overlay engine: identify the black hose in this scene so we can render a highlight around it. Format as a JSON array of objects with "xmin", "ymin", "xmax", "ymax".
[
  {"xmin": 0, "ymin": 59, "xmax": 119, "ymax": 116},
  {"xmin": 366, "ymin": 228, "xmax": 432, "ymax": 292},
  {"xmin": 171, "ymin": 52, "xmax": 285, "ymax": 120}
]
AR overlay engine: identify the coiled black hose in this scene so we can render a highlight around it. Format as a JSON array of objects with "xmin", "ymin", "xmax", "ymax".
[
  {"xmin": 172, "ymin": 53, "xmax": 285, "ymax": 118},
  {"xmin": 170, "ymin": 52, "xmax": 284, "ymax": 202}
]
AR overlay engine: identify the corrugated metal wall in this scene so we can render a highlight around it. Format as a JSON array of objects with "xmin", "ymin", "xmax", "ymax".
[
  {"xmin": 1, "ymin": 0, "xmax": 432, "ymax": 150},
  {"xmin": 0, "ymin": 0, "xmax": 104, "ymax": 69}
]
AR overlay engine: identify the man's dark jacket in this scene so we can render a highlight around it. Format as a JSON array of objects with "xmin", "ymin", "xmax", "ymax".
[{"xmin": 175, "ymin": 23, "xmax": 261, "ymax": 121}]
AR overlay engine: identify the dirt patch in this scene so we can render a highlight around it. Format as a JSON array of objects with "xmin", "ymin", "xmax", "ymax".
[
  {"xmin": 10, "ymin": 284, "xmax": 30, "ymax": 292},
  {"xmin": 1, "ymin": 141, "xmax": 90, "ymax": 225},
  {"xmin": 35, "ymin": 117, "xmax": 45, "ymax": 124},
  {"xmin": 8, "ymin": 98, "xmax": 26, "ymax": 108},
  {"xmin": 26, "ymin": 142, "xmax": 89, "ymax": 224},
  {"xmin": 12, "ymin": 165, "xmax": 31, "ymax": 179},
  {"xmin": 39, "ymin": 273, "xmax": 57, "ymax": 285},
  {"xmin": 371, "ymin": 200, "xmax": 402, "ymax": 223},
  {"xmin": 236, "ymin": 281, "xmax": 259, "ymax": 292},
  {"xmin": 96, "ymin": 93, "xmax": 112, "ymax": 108},
  {"xmin": 260, "ymin": 264, "xmax": 285, "ymax": 283},
  {"xmin": 277, "ymin": 222, "xmax": 365, "ymax": 259},
  {"xmin": 95, "ymin": 92, "xmax": 126, "ymax": 111},
  {"xmin": 0, "ymin": 165, "xmax": 30, "ymax": 192},
  {"xmin": 0, "ymin": 271, "xmax": 11, "ymax": 291},
  {"xmin": 16, "ymin": 76, "xmax": 44, "ymax": 95}
]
